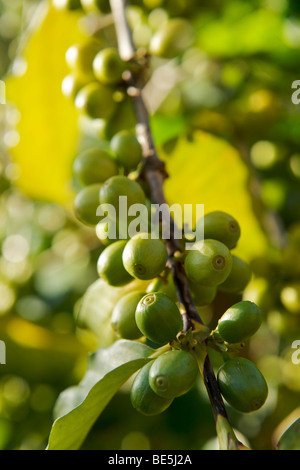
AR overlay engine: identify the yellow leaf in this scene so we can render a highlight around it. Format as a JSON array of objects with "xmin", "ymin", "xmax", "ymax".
[
  {"xmin": 162, "ymin": 131, "xmax": 268, "ymax": 260},
  {"xmin": 5, "ymin": 2, "xmax": 85, "ymax": 206}
]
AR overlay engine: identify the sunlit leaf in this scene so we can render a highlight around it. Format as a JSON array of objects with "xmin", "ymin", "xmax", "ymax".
[
  {"xmin": 5, "ymin": 2, "xmax": 85, "ymax": 206},
  {"xmin": 162, "ymin": 131, "xmax": 268, "ymax": 260},
  {"xmin": 197, "ymin": 8, "xmax": 286, "ymax": 59}
]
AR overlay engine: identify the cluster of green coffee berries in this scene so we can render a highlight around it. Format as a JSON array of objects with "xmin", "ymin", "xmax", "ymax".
[
  {"xmin": 62, "ymin": 37, "xmax": 130, "ymax": 126},
  {"xmin": 55, "ymin": 0, "xmax": 196, "ymax": 63},
  {"xmin": 61, "ymin": 34, "xmax": 147, "ymax": 231},
  {"xmin": 131, "ymin": 348, "xmax": 199, "ymax": 415},
  {"xmin": 132, "ymin": 301, "xmax": 268, "ymax": 416},
  {"xmin": 97, "ymin": 210, "xmax": 253, "ymax": 299},
  {"xmin": 211, "ymin": 300, "xmax": 268, "ymax": 413},
  {"xmin": 66, "ymin": 70, "xmax": 268, "ymax": 416},
  {"xmin": 58, "ymin": 0, "xmax": 198, "ymax": 136},
  {"xmin": 125, "ymin": 295, "xmax": 268, "ymax": 416},
  {"xmin": 77, "ymin": 193, "xmax": 268, "ymax": 415},
  {"xmin": 56, "ymin": 0, "xmax": 269, "ymax": 419}
]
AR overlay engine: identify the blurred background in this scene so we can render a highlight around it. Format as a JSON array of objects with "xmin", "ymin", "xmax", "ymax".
[{"xmin": 0, "ymin": 0, "xmax": 300, "ymax": 450}]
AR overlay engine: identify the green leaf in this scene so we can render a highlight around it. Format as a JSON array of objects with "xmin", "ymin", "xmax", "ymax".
[
  {"xmin": 48, "ymin": 340, "xmax": 154, "ymax": 450},
  {"xmin": 162, "ymin": 131, "xmax": 268, "ymax": 261},
  {"xmin": 277, "ymin": 418, "xmax": 300, "ymax": 450},
  {"xmin": 150, "ymin": 113, "xmax": 186, "ymax": 146},
  {"xmin": 6, "ymin": 3, "xmax": 85, "ymax": 206},
  {"xmin": 197, "ymin": 8, "xmax": 286, "ymax": 59}
]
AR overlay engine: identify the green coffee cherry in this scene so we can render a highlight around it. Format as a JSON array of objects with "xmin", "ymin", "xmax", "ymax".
[
  {"xmin": 130, "ymin": 362, "xmax": 173, "ymax": 416},
  {"xmin": 73, "ymin": 148, "xmax": 119, "ymax": 186},
  {"xmin": 99, "ymin": 175, "xmax": 146, "ymax": 215},
  {"xmin": 75, "ymin": 82, "xmax": 116, "ymax": 120},
  {"xmin": 111, "ymin": 291, "xmax": 145, "ymax": 340},
  {"xmin": 65, "ymin": 42, "xmax": 101, "ymax": 77},
  {"xmin": 202, "ymin": 211, "xmax": 241, "ymax": 249},
  {"xmin": 149, "ymin": 350, "xmax": 199, "ymax": 399},
  {"xmin": 93, "ymin": 48, "xmax": 125, "ymax": 85},
  {"xmin": 189, "ymin": 281, "xmax": 217, "ymax": 306},
  {"xmin": 53, "ymin": 0, "xmax": 81, "ymax": 10},
  {"xmin": 185, "ymin": 239, "xmax": 232, "ymax": 286},
  {"xmin": 97, "ymin": 240, "xmax": 133, "ymax": 286},
  {"xmin": 217, "ymin": 357, "xmax": 268, "ymax": 413},
  {"xmin": 97, "ymin": 216, "xmax": 139, "ymax": 245},
  {"xmin": 74, "ymin": 183, "xmax": 102, "ymax": 226},
  {"xmin": 96, "ymin": 219, "xmax": 118, "ymax": 246},
  {"xmin": 215, "ymin": 300, "xmax": 263, "ymax": 344},
  {"xmin": 61, "ymin": 74, "xmax": 90, "ymax": 100},
  {"xmin": 219, "ymin": 255, "xmax": 252, "ymax": 294},
  {"xmin": 135, "ymin": 292, "xmax": 183, "ymax": 345},
  {"xmin": 122, "ymin": 234, "xmax": 168, "ymax": 280},
  {"xmin": 110, "ymin": 130, "xmax": 143, "ymax": 171},
  {"xmin": 149, "ymin": 18, "xmax": 194, "ymax": 58}
]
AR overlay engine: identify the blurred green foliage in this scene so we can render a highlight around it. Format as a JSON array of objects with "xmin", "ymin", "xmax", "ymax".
[{"xmin": 0, "ymin": 0, "xmax": 42, "ymax": 78}]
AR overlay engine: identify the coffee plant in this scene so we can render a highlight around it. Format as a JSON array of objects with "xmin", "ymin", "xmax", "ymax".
[
  {"xmin": 1, "ymin": 0, "xmax": 300, "ymax": 451},
  {"xmin": 39, "ymin": 0, "xmax": 299, "ymax": 451}
]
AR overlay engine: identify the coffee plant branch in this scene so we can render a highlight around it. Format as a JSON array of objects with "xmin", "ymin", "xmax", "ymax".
[
  {"xmin": 109, "ymin": 0, "xmax": 241, "ymax": 448},
  {"xmin": 109, "ymin": 0, "xmax": 202, "ymax": 332}
]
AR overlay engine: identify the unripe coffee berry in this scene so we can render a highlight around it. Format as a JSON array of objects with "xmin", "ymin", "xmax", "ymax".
[
  {"xmin": 97, "ymin": 240, "xmax": 133, "ymax": 287},
  {"xmin": 111, "ymin": 291, "xmax": 145, "ymax": 340},
  {"xmin": 188, "ymin": 281, "xmax": 217, "ymax": 306},
  {"xmin": 73, "ymin": 148, "xmax": 119, "ymax": 186},
  {"xmin": 202, "ymin": 211, "xmax": 241, "ymax": 249},
  {"xmin": 75, "ymin": 82, "xmax": 116, "ymax": 120},
  {"xmin": 215, "ymin": 300, "xmax": 263, "ymax": 344},
  {"xmin": 217, "ymin": 357, "xmax": 268, "ymax": 413},
  {"xmin": 110, "ymin": 130, "xmax": 143, "ymax": 171},
  {"xmin": 96, "ymin": 219, "xmax": 117, "ymax": 246},
  {"xmin": 65, "ymin": 41, "xmax": 101, "ymax": 77},
  {"xmin": 185, "ymin": 239, "xmax": 232, "ymax": 286},
  {"xmin": 61, "ymin": 74, "xmax": 90, "ymax": 100},
  {"xmin": 219, "ymin": 255, "xmax": 252, "ymax": 294},
  {"xmin": 135, "ymin": 292, "xmax": 183, "ymax": 345},
  {"xmin": 74, "ymin": 183, "xmax": 102, "ymax": 226},
  {"xmin": 149, "ymin": 349, "xmax": 199, "ymax": 399},
  {"xmin": 93, "ymin": 48, "xmax": 125, "ymax": 85},
  {"xmin": 122, "ymin": 234, "xmax": 168, "ymax": 281},
  {"xmin": 99, "ymin": 175, "xmax": 146, "ymax": 214},
  {"xmin": 130, "ymin": 362, "xmax": 173, "ymax": 416}
]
